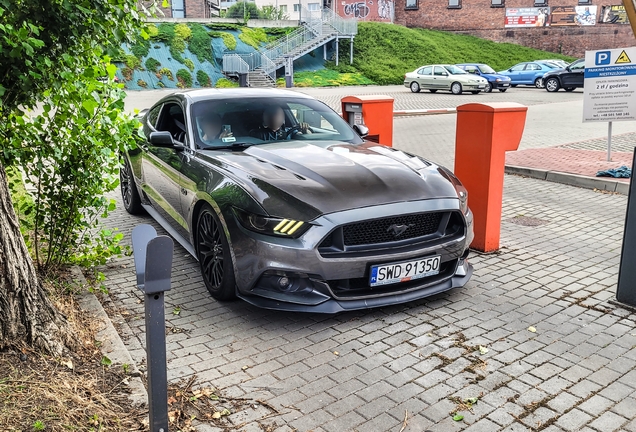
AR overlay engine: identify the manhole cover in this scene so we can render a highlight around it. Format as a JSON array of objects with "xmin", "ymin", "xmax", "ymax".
[{"xmin": 507, "ymin": 215, "xmax": 549, "ymax": 227}]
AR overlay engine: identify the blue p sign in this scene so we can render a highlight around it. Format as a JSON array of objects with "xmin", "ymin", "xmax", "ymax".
[{"xmin": 595, "ymin": 51, "xmax": 611, "ymax": 66}]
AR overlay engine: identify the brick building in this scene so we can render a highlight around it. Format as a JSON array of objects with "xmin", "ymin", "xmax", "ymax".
[
  {"xmin": 394, "ymin": 0, "xmax": 635, "ymax": 57},
  {"xmin": 152, "ymin": 0, "xmax": 220, "ymax": 18}
]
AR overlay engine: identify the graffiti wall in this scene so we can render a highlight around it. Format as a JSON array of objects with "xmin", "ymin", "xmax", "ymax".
[{"xmin": 337, "ymin": 0, "xmax": 394, "ymax": 22}]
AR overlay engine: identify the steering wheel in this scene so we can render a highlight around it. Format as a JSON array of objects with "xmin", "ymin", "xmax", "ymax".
[{"xmin": 284, "ymin": 124, "xmax": 313, "ymax": 139}]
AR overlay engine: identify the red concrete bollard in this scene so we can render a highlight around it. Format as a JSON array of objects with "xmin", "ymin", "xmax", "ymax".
[
  {"xmin": 341, "ymin": 95, "xmax": 394, "ymax": 147},
  {"xmin": 454, "ymin": 102, "xmax": 528, "ymax": 252}
]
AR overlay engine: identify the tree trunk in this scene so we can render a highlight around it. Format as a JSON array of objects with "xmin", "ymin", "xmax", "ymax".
[{"xmin": 0, "ymin": 162, "xmax": 71, "ymax": 356}]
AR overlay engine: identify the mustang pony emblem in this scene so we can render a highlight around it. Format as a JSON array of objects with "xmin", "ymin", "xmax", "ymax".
[{"xmin": 387, "ymin": 223, "xmax": 415, "ymax": 238}]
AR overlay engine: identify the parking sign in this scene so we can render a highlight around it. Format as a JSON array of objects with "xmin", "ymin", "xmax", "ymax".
[{"xmin": 583, "ymin": 46, "xmax": 636, "ymax": 122}]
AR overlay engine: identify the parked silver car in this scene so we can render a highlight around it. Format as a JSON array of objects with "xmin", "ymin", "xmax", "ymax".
[{"xmin": 404, "ymin": 64, "xmax": 488, "ymax": 95}]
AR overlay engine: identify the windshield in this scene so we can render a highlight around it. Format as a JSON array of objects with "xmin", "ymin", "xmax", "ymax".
[
  {"xmin": 190, "ymin": 97, "xmax": 362, "ymax": 149},
  {"xmin": 444, "ymin": 65, "xmax": 467, "ymax": 75},
  {"xmin": 478, "ymin": 65, "xmax": 496, "ymax": 74}
]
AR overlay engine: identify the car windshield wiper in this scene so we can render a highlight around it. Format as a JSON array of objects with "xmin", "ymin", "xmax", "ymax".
[{"xmin": 206, "ymin": 142, "xmax": 255, "ymax": 151}]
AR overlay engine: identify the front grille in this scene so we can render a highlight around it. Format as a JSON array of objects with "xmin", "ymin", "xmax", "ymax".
[{"xmin": 342, "ymin": 212, "xmax": 443, "ymax": 246}]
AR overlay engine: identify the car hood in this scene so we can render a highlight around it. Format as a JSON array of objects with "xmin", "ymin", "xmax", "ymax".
[{"xmin": 198, "ymin": 141, "xmax": 460, "ymax": 221}]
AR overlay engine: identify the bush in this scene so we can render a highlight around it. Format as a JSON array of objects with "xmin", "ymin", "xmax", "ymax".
[
  {"xmin": 130, "ymin": 38, "xmax": 150, "ymax": 58},
  {"xmin": 159, "ymin": 67, "xmax": 174, "ymax": 80},
  {"xmin": 188, "ymin": 24, "xmax": 214, "ymax": 63},
  {"xmin": 155, "ymin": 23, "xmax": 175, "ymax": 42},
  {"xmin": 156, "ymin": 81, "xmax": 166, "ymax": 88},
  {"xmin": 206, "ymin": 23, "xmax": 241, "ymax": 30},
  {"xmin": 146, "ymin": 24, "xmax": 159, "ymax": 38},
  {"xmin": 197, "ymin": 70, "xmax": 211, "ymax": 87},
  {"xmin": 124, "ymin": 54, "xmax": 142, "ymax": 70},
  {"xmin": 226, "ymin": 2, "xmax": 262, "ymax": 19},
  {"xmin": 121, "ymin": 67, "xmax": 133, "ymax": 81},
  {"xmin": 209, "ymin": 31, "xmax": 237, "ymax": 51},
  {"xmin": 170, "ymin": 36, "xmax": 186, "ymax": 64},
  {"xmin": 174, "ymin": 23, "xmax": 192, "ymax": 41},
  {"xmin": 176, "ymin": 69, "xmax": 193, "ymax": 88},
  {"xmin": 184, "ymin": 59, "xmax": 195, "ymax": 71},
  {"xmin": 277, "ymin": 69, "xmax": 375, "ymax": 87},
  {"xmin": 137, "ymin": 79, "xmax": 148, "ymax": 88},
  {"xmin": 145, "ymin": 57, "xmax": 161, "ymax": 72},
  {"xmin": 239, "ymin": 27, "xmax": 268, "ymax": 49},
  {"xmin": 215, "ymin": 78, "xmax": 239, "ymax": 88}
]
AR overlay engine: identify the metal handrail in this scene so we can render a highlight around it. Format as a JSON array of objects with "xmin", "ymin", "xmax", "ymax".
[{"xmin": 222, "ymin": 7, "xmax": 357, "ymax": 76}]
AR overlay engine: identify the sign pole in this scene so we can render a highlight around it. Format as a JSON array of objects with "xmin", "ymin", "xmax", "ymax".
[
  {"xmin": 621, "ymin": 0, "xmax": 636, "ymax": 36},
  {"xmin": 608, "ymin": 121, "xmax": 613, "ymax": 161}
]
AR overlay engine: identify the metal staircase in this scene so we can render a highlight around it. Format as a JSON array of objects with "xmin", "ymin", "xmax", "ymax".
[{"xmin": 222, "ymin": 8, "xmax": 357, "ymax": 88}]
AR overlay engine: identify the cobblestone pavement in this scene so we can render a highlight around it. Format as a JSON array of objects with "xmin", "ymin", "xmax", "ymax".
[
  {"xmin": 102, "ymin": 174, "xmax": 636, "ymax": 432},
  {"xmin": 100, "ymin": 87, "xmax": 636, "ymax": 431}
]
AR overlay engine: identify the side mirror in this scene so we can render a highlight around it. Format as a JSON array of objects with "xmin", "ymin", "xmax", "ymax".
[
  {"xmin": 353, "ymin": 124, "xmax": 369, "ymax": 138},
  {"xmin": 149, "ymin": 131, "xmax": 183, "ymax": 150}
]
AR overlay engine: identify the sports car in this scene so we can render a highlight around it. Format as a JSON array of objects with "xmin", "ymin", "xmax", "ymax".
[{"xmin": 120, "ymin": 89, "xmax": 474, "ymax": 313}]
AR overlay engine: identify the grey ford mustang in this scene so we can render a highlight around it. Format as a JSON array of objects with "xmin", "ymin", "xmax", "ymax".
[{"xmin": 120, "ymin": 88, "xmax": 474, "ymax": 313}]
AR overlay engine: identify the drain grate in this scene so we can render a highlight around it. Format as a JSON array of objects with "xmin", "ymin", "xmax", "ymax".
[{"xmin": 507, "ymin": 215, "xmax": 549, "ymax": 227}]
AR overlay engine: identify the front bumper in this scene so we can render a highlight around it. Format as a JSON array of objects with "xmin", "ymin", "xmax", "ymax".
[
  {"xmin": 226, "ymin": 199, "xmax": 474, "ymax": 313},
  {"xmin": 493, "ymin": 81, "xmax": 511, "ymax": 89}
]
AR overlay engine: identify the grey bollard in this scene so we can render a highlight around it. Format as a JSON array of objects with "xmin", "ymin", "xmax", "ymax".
[
  {"xmin": 132, "ymin": 224, "xmax": 174, "ymax": 432},
  {"xmin": 617, "ymin": 149, "xmax": 636, "ymax": 306}
]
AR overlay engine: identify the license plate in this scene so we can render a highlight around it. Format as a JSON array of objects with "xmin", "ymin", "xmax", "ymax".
[
  {"xmin": 369, "ymin": 256, "xmax": 441, "ymax": 287},
  {"xmin": 478, "ymin": 85, "xmax": 486, "ymax": 88},
  {"xmin": 501, "ymin": 83, "xmax": 510, "ymax": 87}
]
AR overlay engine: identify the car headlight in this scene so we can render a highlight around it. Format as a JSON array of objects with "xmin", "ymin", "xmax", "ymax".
[
  {"xmin": 496, "ymin": 78, "xmax": 502, "ymax": 82},
  {"xmin": 234, "ymin": 208, "xmax": 310, "ymax": 237}
]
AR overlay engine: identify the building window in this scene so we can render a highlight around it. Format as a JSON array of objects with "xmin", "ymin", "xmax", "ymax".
[
  {"xmin": 405, "ymin": 0, "xmax": 418, "ymax": 9},
  {"xmin": 280, "ymin": 4, "xmax": 288, "ymax": 12},
  {"xmin": 578, "ymin": 0, "xmax": 591, "ymax": 3},
  {"xmin": 448, "ymin": 0, "xmax": 461, "ymax": 9},
  {"xmin": 293, "ymin": 3, "xmax": 300, "ymax": 11},
  {"xmin": 172, "ymin": 0, "xmax": 185, "ymax": 17},
  {"xmin": 534, "ymin": 0, "xmax": 547, "ymax": 6},
  {"xmin": 308, "ymin": 2, "xmax": 320, "ymax": 10},
  {"xmin": 491, "ymin": 0, "xmax": 504, "ymax": 7}
]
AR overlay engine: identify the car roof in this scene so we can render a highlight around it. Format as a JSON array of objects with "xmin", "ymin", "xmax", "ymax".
[
  {"xmin": 163, "ymin": 88, "xmax": 315, "ymax": 104},
  {"xmin": 456, "ymin": 63, "xmax": 488, "ymax": 66}
]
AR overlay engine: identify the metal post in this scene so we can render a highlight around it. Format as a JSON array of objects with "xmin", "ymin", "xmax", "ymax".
[
  {"xmin": 617, "ymin": 149, "xmax": 636, "ymax": 307},
  {"xmin": 132, "ymin": 224, "xmax": 174, "ymax": 432},
  {"xmin": 324, "ymin": 43, "xmax": 327, "ymax": 60},
  {"xmin": 335, "ymin": 37, "xmax": 339, "ymax": 66},
  {"xmin": 350, "ymin": 36, "xmax": 354, "ymax": 64},
  {"xmin": 608, "ymin": 121, "xmax": 613, "ymax": 162}
]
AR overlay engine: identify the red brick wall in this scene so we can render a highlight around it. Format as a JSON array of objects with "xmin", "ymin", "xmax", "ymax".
[
  {"xmin": 394, "ymin": 0, "xmax": 635, "ymax": 57},
  {"xmin": 185, "ymin": 0, "xmax": 208, "ymax": 17}
]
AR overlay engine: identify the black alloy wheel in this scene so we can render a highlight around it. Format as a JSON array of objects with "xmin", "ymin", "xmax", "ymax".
[
  {"xmin": 120, "ymin": 158, "xmax": 144, "ymax": 215},
  {"xmin": 196, "ymin": 205, "xmax": 236, "ymax": 300}
]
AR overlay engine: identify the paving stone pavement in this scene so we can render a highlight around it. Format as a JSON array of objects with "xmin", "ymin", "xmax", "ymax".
[{"xmin": 100, "ymin": 87, "xmax": 636, "ymax": 431}]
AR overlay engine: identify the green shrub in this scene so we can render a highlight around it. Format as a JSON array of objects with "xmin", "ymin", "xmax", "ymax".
[
  {"xmin": 124, "ymin": 54, "xmax": 141, "ymax": 70},
  {"xmin": 159, "ymin": 67, "xmax": 173, "ymax": 80},
  {"xmin": 145, "ymin": 57, "xmax": 161, "ymax": 72},
  {"xmin": 184, "ymin": 58, "xmax": 195, "ymax": 71},
  {"xmin": 215, "ymin": 78, "xmax": 239, "ymax": 88},
  {"xmin": 121, "ymin": 67, "xmax": 133, "ymax": 81},
  {"xmin": 146, "ymin": 24, "xmax": 159, "ymax": 38},
  {"xmin": 156, "ymin": 81, "xmax": 166, "ymax": 88},
  {"xmin": 209, "ymin": 31, "xmax": 237, "ymax": 51},
  {"xmin": 170, "ymin": 36, "xmax": 186, "ymax": 64},
  {"xmin": 176, "ymin": 69, "xmax": 192, "ymax": 88},
  {"xmin": 188, "ymin": 24, "xmax": 214, "ymax": 63},
  {"xmin": 197, "ymin": 70, "xmax": 211, "ymax": 87},
  {"xmin": 155, "ymin": 23, "xmax": 175, "ymax": 42},
  {"xmin": 137, "ymin": 79, "xmax": 148, "ymax": 88},
  {"xmin": 226, "ymin": 2, "xmax": 262, "ymax": 20},
  {"xmin": 239, "ymin": 27, "xmax": 267, "ymax": 49},
  {"xmin": 276, "ymin": 69, "xmax": 375, "ymax": 87},
  {"xmin": 130, "ymin": 38, "xmax": 150, "ymax": 58},
  {"xmin": 175, "ymin": 23, "xmax": 192, "ymax": 40},
  {"xmin": 206, "ymin": 23, "xmax": 241, "ymax": 30}
]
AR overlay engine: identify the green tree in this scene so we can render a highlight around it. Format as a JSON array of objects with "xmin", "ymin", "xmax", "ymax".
[
  {"xmin": 0, "ymin": 0, "xmax": 156, "ymax": 355},
  {"xmin": 261, "ymin": 5, "xmax": 290, "ymax": 20},
  {"xmin": 226, "ymin": 1, "xmax": 263, "ymax": 20}
]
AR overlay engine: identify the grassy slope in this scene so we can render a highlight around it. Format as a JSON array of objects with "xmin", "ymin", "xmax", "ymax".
[{"xmin": 338, "ymin": 22, "xmax": 576, "ymax": 85}]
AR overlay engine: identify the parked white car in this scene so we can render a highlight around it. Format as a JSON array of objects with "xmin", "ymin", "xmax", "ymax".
[{"xmin": 404, "ymin": 64, "xmax": 488, "ymax": 95}]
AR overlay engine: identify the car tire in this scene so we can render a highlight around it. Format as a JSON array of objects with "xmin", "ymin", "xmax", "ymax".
[
  {"xmin": 485, "ymin": 82, "xmax": 493, "ymax": 93},
  {"xmin": 565, "ymin": 87, "xmax": 575, "ymax": 92},
  {"xmin": 120, "ymin": 157, "xmax": 144, "ymax": 215},
  {"xmin": 429, "ymin": 89, "xmax": 437, "ymax": 93},
  {"xmin": 499, "ymin": 88, "xmax": 508, "ymax": 92},
  {"xmin": 410, "ymin": 81, "xmax": 420, "ymax": 93},
  {"xmin": 545, "ymin": 78, "xmax": 560, "ymax": 92},
  {"xmin": 451, "ymin": 82, "xmax": 463, "ymax": 95},
  {"xmin": 196, "ymin": 204, "xmax": 236, "ymax": 301},
  {"xmin": 534, "ymin": 78, "xmax": 544, "ymax": 89}
]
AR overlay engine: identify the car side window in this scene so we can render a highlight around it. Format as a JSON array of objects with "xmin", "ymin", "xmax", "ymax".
[
  {"xmin": 155, "ymin": 102, "xmax": 187, "ymax": 144},
  {"xmin": 147, "ymin": 104, "xmax": 162, "ymax": 130},
  {"xmin": 525, "ymin": 63, "xmax": 540, "ymax": 71},
  {"xmin": 419, "ymin": 66, "xmax": 432, "ymax": 75},
  {"xmin": 510, "ymin": 64, "xmax": 525, "ymax": 72},
  {"xmin": 434, "ymin": 66, "xmax": 446, "ymax": 76},
  {"xmin": 570, "ymin": 61, "xmax": 585, "ymax": 71}
]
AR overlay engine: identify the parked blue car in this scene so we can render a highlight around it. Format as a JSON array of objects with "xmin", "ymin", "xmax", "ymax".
[
  {"xmin": 456, "ymin": 63, "xmax": 512, "ymax": 93},
  {"xmin": 498, "ymin": 61, "xmax": 557, "ymax": 88}
]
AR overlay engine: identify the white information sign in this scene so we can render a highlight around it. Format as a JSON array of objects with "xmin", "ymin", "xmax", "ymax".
[{"xmin": 583, "ymin": 47, "xmax": 636, "ymax": 123}]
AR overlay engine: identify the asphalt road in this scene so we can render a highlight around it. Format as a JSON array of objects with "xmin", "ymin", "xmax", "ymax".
[{"xmin": 124, "ymin": 85, "xmax": 636, "ymax": 170}]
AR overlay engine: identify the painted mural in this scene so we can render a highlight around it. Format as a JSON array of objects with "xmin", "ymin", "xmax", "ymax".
[{"xmin": 337, "ymin": 0, "xmax": 394, "ymax": 22}]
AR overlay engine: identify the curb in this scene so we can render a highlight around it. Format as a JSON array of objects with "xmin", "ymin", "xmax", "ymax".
[
  {"xmin": 71, "ymin": 266, "xmax": 148, "ymax": 409},
  {"xmin": 505, "ymin": 165, "xmax": 630, "ymax": 195}
]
